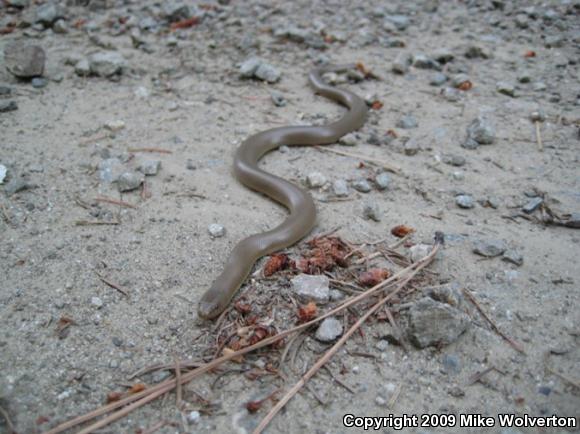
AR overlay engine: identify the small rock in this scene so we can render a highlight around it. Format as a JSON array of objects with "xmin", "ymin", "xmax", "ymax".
[
  {"xmin": 428, "ymin": 284, "xmax": 463, "ymax": 308},
  {"xmin": 564, "ymin": 213, "xmax": 580, "ymax": 229},
  {"xmin": 332, "ymin": 179, "xmax": 349, "ymax": 197},
  {"xmin": 89, "ymin": 51, "xmax": 126, "ymax": 77},
  {"xmin": 104, "ymin": 120, "xmax": 125, "ymax": 132},
  {"xmin": 464, "ymin": 116, "xmax": 495, "ymax": 148},
  {"xmin": 254, "ymin": 63, "xmax": 281, "ymax": 83},
  {"xmin": 432, "ymin": 48, "xmax": 454, "ymax": 64},
  {"xmin": 529, "ymin": 110, "xmax": 545, "ymax": 122},
  {"xmin": 441, "ymin": 354, "xmax": 461, "ymax": 374},
  {"xmin": 452, "ymin": 171, "xmax": 464, "ymax": 180},
  {"xmin": 522, "ymin": 197, "xmax": 543, "ymax": 214},
  {"xmin": 465, "ymin": 45, "xmax": 491, "ymax": 59},
  {"xmin": 375, "ymin": 396, "xmax": 387, "ymax": 406},
  {"xmin": 4, "ymin": 177, "xmax": 30, "ymax": 196},
  {"xmin": 392, "ymin": 52, "xmax": 412, "ymax": 74},
  {"xmin": 74, "ymin": 59, "xmax": 91, "ymax": 76},
  {"xmin": 532, "ymin": 82, "xmax": 547, "ymax": 92},
  {"xmin": 517, "ymin": 71, "xmax": 532, "ymax": 83},
  {"xmin": 187, "ymin": 410, "xmax": 201, "ymax": 424},
  {"xmin": 0, "ymin": 164, "xmax": 6, "ymax": 184},
  {"xmin": 352, "ymin": 178, "xmax": 371, "ymax": 193},
  {"xmin": 406, "ymin": 297, "xmax": 470, "ymax": 348},
  {"xmin": 0, "ymin": 85, "xmax": 12, "ymax": 96},
  {"xmin": 138, "ymin": 160, "xmax": 161, "ymax": 176},
  {"xmin": 315, "ymin": 317, "xmax": 343, "ymax": 342},
  {"xmin": 404, "ymin": 139, "xmax": 420, "ymax": 156},
  {"xmin": 384, "ymin": 15, "xmax": 410, "ymax": 31},
  {"xmin": 52, "ymin": 18, "xmax": 68, "ymax": 34},
  {"xmin": 409, "ymin": 244, "xmax": 431, "ymax": 263},
  {"xmin": 375, "ymin": 173, "xmax": 391, "ymax": 190},
  {"xmin": 473, "ymin": 239, "xmax": 507, "ymax": 257},
  {"xmin": 306, "ymin": 172, "xmax": 327, "ymax": 188},
  {"xmin": 291, "ymin": 274, "xmax": 330, "ymax": 304},
  {"xmin": 397, "ymin": 114, "xmax": 418, "ymax": 129},
  {"xmin": 98, "ymin": 158, "xmax": 124, "ymax": 183},
  {"xmin": 35, "ymin": 2, "xmax": 65, "ymax": 25},
  {"xmin": 538, "ymin": 386, "xmax": 551, "ymax": 396},
  {"xmin": 497, "ymin": 81, "xmax": 516, "ymax": 97},
  {"xmin": 442, "ymin": 154, "xmax": 466, "ymax": 167},
  {"xmin": 4, "ymin": 42, "xmax": 46, "ymax": 78},
  {"xmin": 0, "ymin": 101, "xmax": 18, "ymax": 113},
  {"xmin": 514, "ymin": 14, "xmax": 529, "ymax": 29},
  {"xmin": 362, "ymin": 201, "xmax": 381, "ymax": 222},
  {"xmin": 413, "ymin": 53, "xmax": 441, "ymax": 70},
  {"xmin": 208, "ymin": 223, "xmax": 226, "ymax": 238},
  {"xmin": 429, "ymin": 72, "xmax": 447, "ymax": 86},
  {"xmin": 456, "ymin": 194, "xmax": 474, "ymax": 209},
  {"xmin": 451, "ymin": 73, "xmax": 471, "ymax": 88},
  {"xmin": 91, "ymin": 296, "xmax": 104, "ymax": 308},
  {"xmin": 339, "ymin": 132, "xmax": 358, "ymax": 146},
  {"xmin": 116, "ymin": 172, "xmax": 144, "ymax": 192},
  {"xmin": 441, "ymin": 87, "xmax": 461, "ymax": 102},
  {"xmin": 31, "ymin": 77, "xmax": 48, "ymax": 88},
  {"xmin": 502, "ymin": 249, "xmax": 523, "ymax": 266},
  {"xmin": 270, "ymin": 91, "xmax": 286, "ymax": 107}
]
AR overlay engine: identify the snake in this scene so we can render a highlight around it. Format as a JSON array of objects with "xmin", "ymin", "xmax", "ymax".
[{"xmin": 198, "ymin": 64, "xmax": 368, "ymax": 319}]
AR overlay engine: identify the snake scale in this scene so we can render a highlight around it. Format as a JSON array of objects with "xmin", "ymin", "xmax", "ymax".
[{"xmin": 198, "ymin": 64, "xmax": 368, "ymax": 319}]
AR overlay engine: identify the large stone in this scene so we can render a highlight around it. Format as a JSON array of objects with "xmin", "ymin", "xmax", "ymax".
[
  {"xmin": 4, "ymin": 43, "xmax": 46, "ymax": 78},
  {"xmin": 89, "ymin": 51, "xmax": 127, "ymax": 77}
]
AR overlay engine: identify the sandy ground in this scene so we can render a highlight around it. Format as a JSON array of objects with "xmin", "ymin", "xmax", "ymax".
[{"xmin": 1, "ymin": 0, "xmax": 579, "ymax": 433}]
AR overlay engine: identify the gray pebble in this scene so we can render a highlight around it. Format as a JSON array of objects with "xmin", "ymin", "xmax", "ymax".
[
  {"xmin": 441, "ymin": 354, "xmax": 461, "ymax": 374},
  {"xmin": 306, "ymin": 172, "xmax": 327, "ymax": 188},
  {"xmin": 522, "ymin": 197, "xmax": 543, "ymax": 213},
  {"xmin": 352, "ymin": 178, "xmax": 371, "ymax": 193},
  {"xmin": 89, "ymin": 51, "xmax": 126, "ymax": 77},
  {"xmin": 465, "ymin": 45, "xmax": 491, "ymax": 59},
  {"xmin": 532, "ymin": 82, "xmax": 547, "ymax": 92},
  {"xmin": 529, "ymin": 110, "xmax": 546, "ymax": 122},
  {"xmin": 270, "ymin": 91, "xmax": 286, "ymax": 107},
  {"xmin": 413, "ymin": 53, "xmax": 441, "ymax": 70},
  {"xmin": 464, "ymin": 116, "xmax": 495, "ymax": 148},
  {"xmin": 35, "ymin": 2, "xmax": 66, "ymax": 25},
  {"xmin": 254, "ymin": 63, "xmax": 281, "ymax": 83},
  {"xmin": 240, "ymin": 58, "xmax": 262, "ymax": 78},
  {"xmin": 497, "ymin": 81, "xmax": 516, "ymax": 97},
  {"xmin": 91, "ymin": 296, "xmax": 104, "ymax": 308},
  {"xmin": 432, "ymin": 48, "xmax": 454, "ymax": 64},
  {"xmin": 339, "ymin": 132, "xmax": 358, "ymax": 146},
  {"xmin": 451, "ymin": 73, "xmax": 471, "ymax": 88},
  {"xmin": 473, "ymin": 239, "xmax": 507, "ymax": 257},
  {"xmin": 291, "ymin": 274, "xmax": 330, "ymax": 304},
  {"xmin": 0, "ymin": 100, "xmax": 18, "ymax": 113},
  {"xmin": 4, "ymin": 177, "xmax": 30, "ymax": 196},
  {"xmin": 429, "ymin": 72, "xmax": 447, "ymax": 86},
  {"xmin": 406, "ymin": 297, "xmax": 470, "ymax": 348},
  {"xmin": 442, "ymin": 154, "xmax": 466, "ymax": 167},
  {"xmin": 329, "ymin": 289, "xmax": 345, "ymax": 302},
  {"xmin": 0, "ymin": 85, "xmax": 12, "ymax": 96},
  {"xmin": 441, "ymin": 87, "xmax": 461, "ymax": 102},
  {"xmin": 363, "ymin": 201, "xmax": 381, "ymax": 222},
  {"xmin": 208, "ymin": 223, "xmax": 226, "ymax": 238},
  {"xmin": 397, "ymin": 114, "xmax": 418, "ymax": 129},
  {"xmin": 502, "ymin": 249, "xmax": 523, "ymax": 266},
  {"xmin": 0, "ymin": 164, "xmax": 6, "ymax": 184},
  {"xmin": 52, "ymin": 18, "xmax": 68, "ymax": 34},
  {"xmin": 404, "ymin": 139, "xmax": 420, "ymax": 155},
  {"xmin": 116, "ymin": 172, "xmax": 144, "ymax": 192},
  {"xmin": 187, "ymin": 411, "xmax": 201, "ymax": 424},
  {"xmin": 74, "ymin": 59, "xmax": 91, "ymax": 76},
  {"xmin": 517, "ymin": 71, "xmax": 532, "ymax": 83},
  {"xmin": 332, "ymin": 179, "xmax": 349, "ymax": 197},
  {"xmin": 315, "ymin": 317, "xmax": 343, "ymax": 342},
  {"xmin": 456, "ymin": 194, "xmax": 474, "ymax": 209},
  {"xmin": 384, "ymin": 15, "xmax": 410, "ymax": 31},
  {"xmin": 138, "ymin": 160, "xmax": 161, "ymax": 176},
  {"xmin": 31, "ymin": 77, "xmax": 48, "ymax": 88},
  {"xmin": 375, "ymin": 173, "xmax": 391, "ymax": 190},
  {"xmin": 392, "ymin": 52, "xmax": 412, "ymax": 74},
  {"xmin": 410, "ymin": 244, "xmax": 431, "ymax": 263},
  {"xmin": 4, "ymin": 42, "xmax": 46, "ymax": 78}
]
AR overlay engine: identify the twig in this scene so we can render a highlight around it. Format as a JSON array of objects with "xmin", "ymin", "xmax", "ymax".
[
  {"xmin": 174, "ymin": 357, "xmax": 182, "ymax": 409},
  {"xmin": 139, "ymin": 420, "xmax": 169, "ymax": 434},
  {"xmin": 315, "ymin": 146, "xmax": 401, "ymax": 174},
  {"xmin": 462, "ymin": 288, "xmax": 524, "ymax": 353},
  {"xmin": 45, "ymin": 243, "xmax": 440, "ymax": 434},
  {"xmin": 466, "ymin": 366, "xmax": 497, "ymax": 386},
  {"xmin": 321, "ymin": 366, "xmax": 355, "ymax": 394},
  {"xmin": 535, "ymin": 121, "xmax": 543, "ymax": 151},
  {"xmin": 387, "ymin": 383, "xmax": 402, "ymax": 408},
  {"xmin": 75, "ymin": 220, "xmax": 119, "ymax": 226},
  {"xmin": 0, "ymin": 405, "xmax": 16, "ymax": 434},
  {"xmin": 95, "ymin": 196, "xmax": 137, "ymax": 209},
  {"xmin": 128, "ymin": 147, "xmax": 172, "ymax": 154},
  {"xmin": 95, "ymin": 272, "xmax": 129, "ymax": 297}
]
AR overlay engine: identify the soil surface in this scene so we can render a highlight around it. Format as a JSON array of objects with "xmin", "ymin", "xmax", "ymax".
[{"xmin": 1, "ymin": 1, "xmax": 579, "ymax": 433}]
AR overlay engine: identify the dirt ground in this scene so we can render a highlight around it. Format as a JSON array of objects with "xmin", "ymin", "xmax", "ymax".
[{"xmin": 1, "ymin": 0, "xmax": 579, "ymax": 433}]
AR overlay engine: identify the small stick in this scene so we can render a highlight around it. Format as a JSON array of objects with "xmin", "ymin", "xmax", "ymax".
[
  {"xmin": 0, "ymin": 404, "xmax": 16, "ymax": 434},
  {"xmin": 174, "ymin": 357, "xmax": 182, "ymax": 408},
  {"xmin": 315, "ymin": 146, "xmax": 400, "ymax": 174},
  {"xmin": 387, "ymin": 383, "xmax": 402, "ymax": 408},
  {"xmin": 535, "ymin": 121, "xmax": 543, "ymax": 151},
  {"xmin": 321, "ymin": 366, "xmax": 355, "ymax": 394},
  {"xmin": 128, "ymin": 147, "xmax": 172, "ymax": 154},
  {"xmin": 95, "ymin": 272, "xmax": 129, "ymax": 297},
  {"xmin": 75, "ymin": 220, "xmax": 119, "ymax": 226},
  {"xmin": 140, "ymin": 420, "xmax": 169, "ymax": 434},
  {"xmin": 466, "ymin": 366, "xmax": 495, "ymax": 386},
  {"xmin": 95, "ymin": 196, "xmax": 137, "ymax": 209},
  {"xmin": 462, "ymin": 288, "xmax": 525, "ymax": 353}
]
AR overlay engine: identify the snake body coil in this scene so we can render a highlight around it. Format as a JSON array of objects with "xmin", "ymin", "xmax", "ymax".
[{"xmin": 198, "ymin": 65, "xmax": 368, "ymax": 319}]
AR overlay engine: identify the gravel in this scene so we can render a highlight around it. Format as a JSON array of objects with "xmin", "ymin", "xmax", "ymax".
[{"xmin": 291, "ymin": 274, "xmax": 330, "ymax": 304}]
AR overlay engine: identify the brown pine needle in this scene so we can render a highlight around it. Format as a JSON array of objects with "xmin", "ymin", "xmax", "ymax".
[
  {"xmin": 45, "ymin": 242, "xmax": 440, "ymax": 434},
  {"xmin": 95, "ymin": 196, "xmax": 137, "ymax": 209},
  {"xmin": 535, "ymin": 121, "xmax": 543, "ymax": 151},
  {"xmin": 174, "ymin": 357, "xmax": 182, "ymax": 408},
  {"xmin": 315, "ymin": 146, "xmax": 401, "ymax": 174},
  {"xmin": 462, "ymin": 288, "xmax": 525, "ymax": 353},
  {"xmin": 95, "ymin": 272, "xmax": 129, "ymax": 297}
]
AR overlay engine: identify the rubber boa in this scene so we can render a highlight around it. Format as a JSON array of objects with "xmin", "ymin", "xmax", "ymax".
[{"xmin": 198, "ymin": 64, "xmax": 368, "ymax": 319}]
